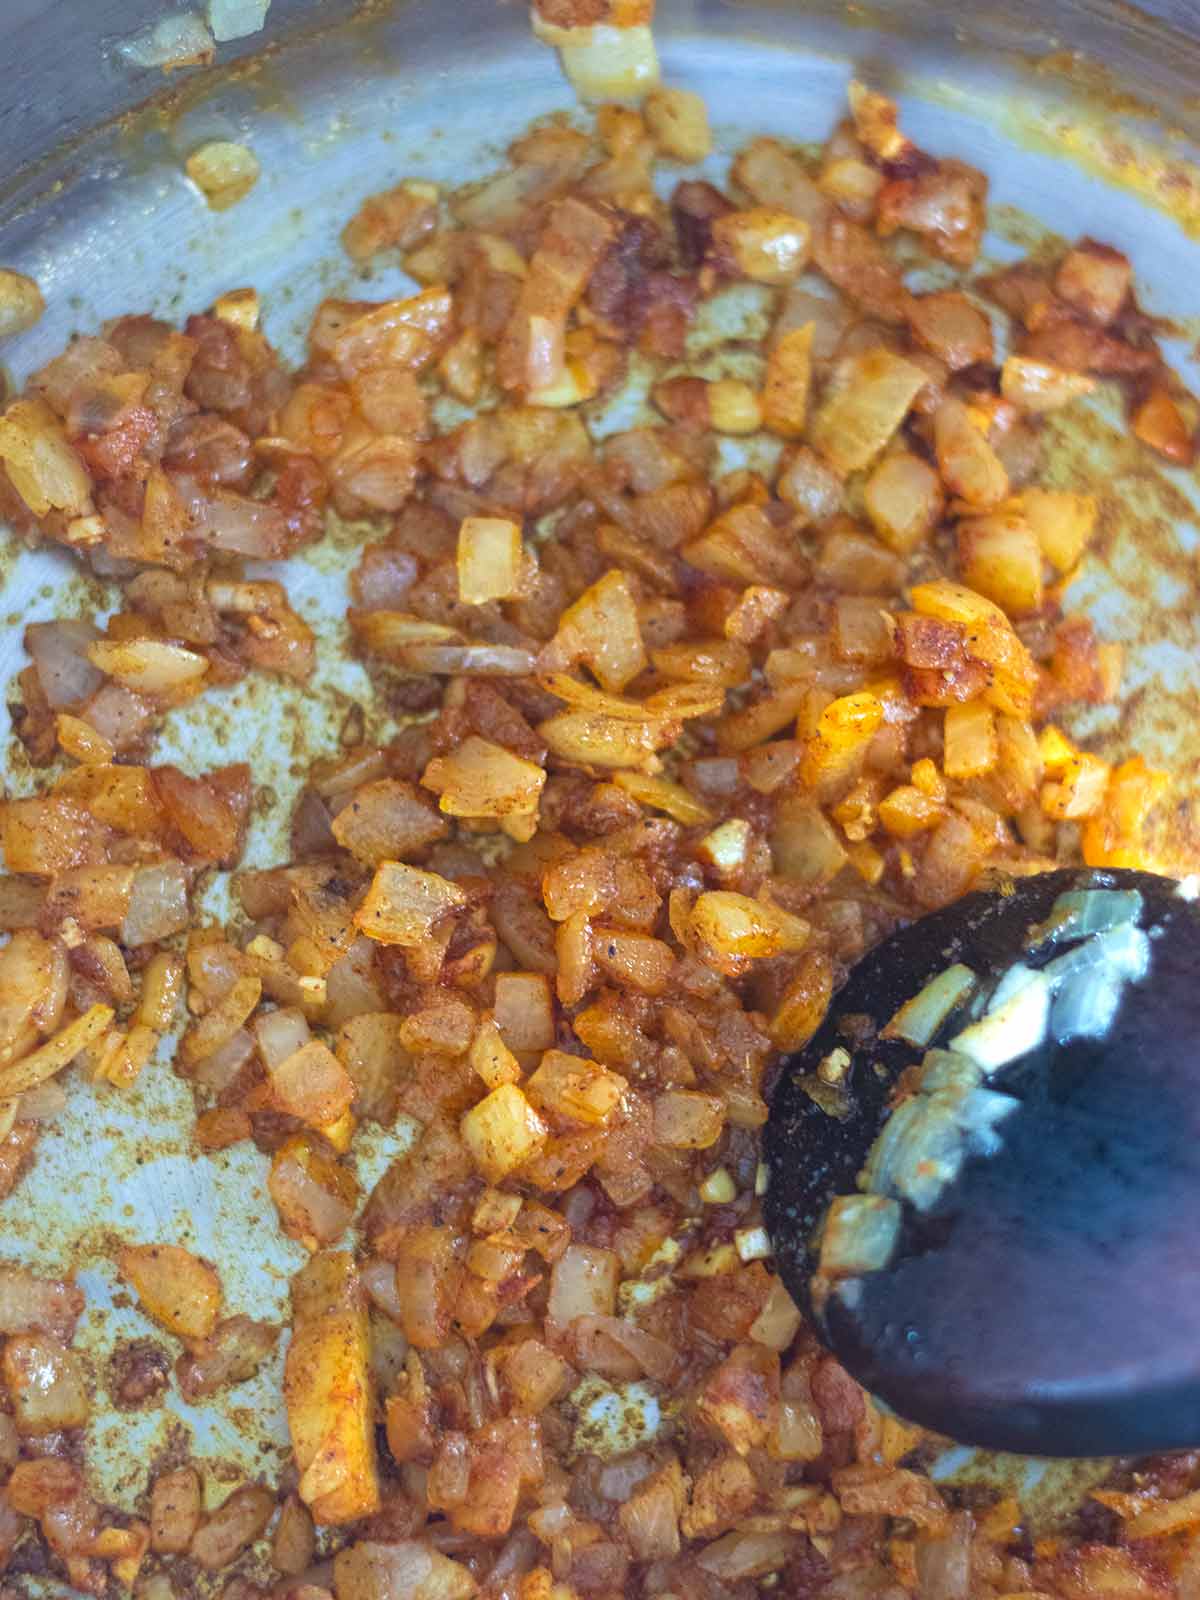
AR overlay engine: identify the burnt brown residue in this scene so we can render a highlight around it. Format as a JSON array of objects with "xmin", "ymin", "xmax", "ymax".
[
  {"xmin": 107, "ymin": 1339, "xmax": 171, "ymax": 1411},
  {"xmin": 1032, "ymin": 49, "xmax": 1167, "ymax": 121},
  {"xmin": 535, "ymin": 0, "xmax": 610, "ymax": 23},
  {"xmin": 145, "ymin": 1418, "xmax": 198, "ymax": 1490},
  {"xmin": 671, "ymin": 181, "xmax": 735, "ymax": 271},
  {"xmin": 881, "ymin": 146, "xmax": 939, "ymax": 182}
]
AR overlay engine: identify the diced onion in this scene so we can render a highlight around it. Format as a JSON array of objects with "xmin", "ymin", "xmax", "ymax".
[
  {"xmin": 0, "ymin": 270, "xmax": 45, "ymax": 340},
  {"xmin": 191, "ymin": 1484, "xmax": 276, "ymax": 1571},
  {"xmin": 949, "ymin": 969, "xmax": 1052, "ymax": 1070},
  {"xmin": 1051, "ymin": 965, "xmax": 1121, "ymax": 1043},
  {"xmin": 863, "ymin": 1082, "xmax": 1017, "ymax": 1210},
  {"xmin": 206, "ymin": 0, "xmax": 271, "ymax": 42},
  {"xmin": 334, "ymin": 1540, "xmax": 477, "ymax": 1600},
  {"xmin": 176, "ymin": 1315, "xmax": 277, "ymax": 1402},
  {"xmin": 0, "ymin": 1266, "xmax": 83, "ymax": 1342},
  {"xmin": 539, "ymin": 23, "xmax": 661, "ymax": 102},
  {"xmin": 748, "ymin": 1277, "xmax": 803, "ymax": 1351},
  {"xmin": 817, "ymin": 1194, "xmax": 901, "ymax": 1278},
  {"xmin": 696, "ymin": 1529, "xmax": 798, "ymax": 1580},
  {"xmin": 1043, "ymin": 921, "xmax": 1150, "ymax": 984},
  {"xmin": 87, "ymin": 639, "xmax": 209, "ymax": 695},
  {"xmin": 355, "ymin": 862, "xmax": 467, "ymax": 948},
  {"xmin": 422, "ymin": 736, "xmax": 545, "ymax": 824},
  {"xmin": 270, "ymin": 1139, "xmax": 359, "ymax": 1247},
  {"xmin": 461, "ymin": 1084, "xmax": 549, "ymax": 1183},
  {"xmin": 734, "ymin": 1225, "xmax": 772, "ymax": 1263},
  {"xmin": 699, "ymin": 1167, "xmax": 736, "ymax": 1204},
  {"xmin": 26, "ymin": 621, "xmax": 104, "ymax": 709},
  {"xmin": 118, "ymin": 12, "xmax": 216, "ymax": 69},
  {"xmin": 1033, "ymin": 888, "xmax": 1143, "ymax": 946},
  {"xmin": 644, "ymin": 87, "xmax": 712, "ymax": 162},
  {"xmin": 457, "ymin": 517, "xmax": 523, "ymax": 605},
  {"xmin": 810, "ymin": 349, "xmax": 928, "ymax": 475},
  {"xmin": 571, "ymin": 1314, "xmax": 678, "ymax": 1382},
  {"xmin": 712, "ymin": 209, "xmax": 812, "ymax": 286},
  {"xmin": 118, "ymin": 1244, "xmax": 222, "ymax": 1342},
  {"xmin": 862, "ymin": 1097, "xmax": 963, "ymax": 1211},
  {"xmin": 547, "ymin": 1244, "xmax": 619, "ymax": 1323},
  {"xmin": 881, "ymin": 964, "xmax": 977, "ymax": 1046},
  {"xmin": 4, "ymin": 1333, "xmax": 90, "ymax": 1434},
  {"xmin": 916, "ymin": 1049, "xmax": 983, "ymax": 1093},
  {"xmin": 252, "ymin": 1006, "xmax": 311, "ymax": 1071},
  {"xmin": 0, "ymin": 398, "xmax": 93, "ymax": 518},
  {"xmin": 653, "ymin": 1089, "xmax": 726, "ymax": 1149},
  {"xmin": 121, "ymin": 864, "xmax": 190, "ymax": 947},
  {"xmin": 186, "ymin": 141, "xmax": 261, "ymax": 210}
]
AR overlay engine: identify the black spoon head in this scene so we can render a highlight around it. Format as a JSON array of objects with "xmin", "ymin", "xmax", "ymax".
[{"xmin": 764, "ymin": 867, "xmax": 1200, "ymax": 1458}]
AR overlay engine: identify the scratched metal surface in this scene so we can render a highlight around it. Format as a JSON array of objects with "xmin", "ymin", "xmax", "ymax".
[{"xmin": 0, "ymin": 2, "xmax": 1199, "ymax": 1587}]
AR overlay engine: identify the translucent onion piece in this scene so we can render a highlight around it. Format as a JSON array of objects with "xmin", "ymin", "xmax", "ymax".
[
  {"xmin": 118, "ymin": 11, "xmax": 215, "ymax": 68},
  {"xmin": 538, "ymin": 23, "xmax": 661, "ymax": 101},
  {"xmin": 915, "ymin": 1049, "xmax": 984, "ymax": 1094},
  {"xmin": 948, "ymin": 968, "xmax": 1052, "ymax": 1070},
  {"xmin": 817, "ymin": 1194, "xmax": 901, "ymax": 1278},
  {"xmin": 0, "ymin": 399, "xmax": 92, "ymax": 518},
  {"xmin": 25, "ymin": 621, "xmax": 103, "ymax": 710},
  {"xmin": 863, "ymin": 1082, "xmax": 1017, "ymax": 1211},
  {"xmin": 880, "ymin": 963, "xmax": 976, "ymax": 1046},
  {"xmin": 1051, "ymin": 964, "xmax": 1122, "ymax": 1044},
  {"xmin": 985, "ymin": 961, "xmax": 1040, "ymax": 1013},
  {"xmin": 206, "ymin": 0, "xmax": 271, "ymax": 41},
  {"xmin": 1032, "ymin": 888, "xmax": 1143, "ymax": 947},
  {"xmin": 0, "ymin": 270, "xmax": 45, "ymax": 341},
  {"xmin": 1043, "ymin": 922, "xmax": 1150, "ymax": 984},
  {"xmin": 186, "ymin": 142, "xmax": 260, "ymax": 211},
  {"xmin": 862, "ymin": 1095, "xmax": 964, "ymax": 1212}
]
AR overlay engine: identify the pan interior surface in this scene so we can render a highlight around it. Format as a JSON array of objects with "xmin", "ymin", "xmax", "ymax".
[{"xmin": 1, "ymin": 0, "xmax": 1199, "ymax": 1568}]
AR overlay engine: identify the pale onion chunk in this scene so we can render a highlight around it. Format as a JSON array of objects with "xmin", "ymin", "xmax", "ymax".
[
  {"xmin": 87, "ymin": 639, "xmax": 209, "ymax": 695},
  {"xmin": 535, "ymin": 22, "xmax": 661, "ymax": 100},
  {"xmin": 334, "ymin": 1542, "xmax": 476, "ymax": 1600},
  {"xmin": 0, "ymin": 271, "xmax": 44, "ymax": 340},
  {"xmin": 354, "ymin": 862, "xmax": 466, "ymax": 948},
  {"xmin": 461, "ymin": 1083, "xmax": 548, "ymax": 1183},
  {"xmin": 206, "ymin": 0, "xmax": 271, "ymax": 41},
  {"xmin": 1033, "ymin": 888, "xmax": 1143, "ymax": 948},
  {"xmin": 985, "ymin": 961, "xmax": 1041, "ymax": 1013},
  {"xmin": 948, "ymin": 968, "xmax": 1051, "ymax": 1070},
  {"xmin": 456, "ymin": 517, "xmax": 523, "ymax": 604},
  {"xmin": 810, "ymin": 348, "xmax": 928, "ymax": 475},
  {"xmin": 118, "ymin": 11, "xmax": 215, "ymax": 68},
  {"xmin": 0, "ymin": 399, "xmax": 93, "ymax": 518},
  {"xmin": 733, "ymin": 1225, "xmax": 772, "ymax": 1263},
  {"xmin": 863, "ymin": 1083, "xmax": 1017, "ymax": 1210},
  {"xmin": 1052, "ymin": 965, "xmax": 1122, "ymax": 1044},
  {"xmin": 862, "ymin": 1095, "xmax": 964, "ymax": 1211},
  {"xmin": 644, "ymin": 87, "xmax": 712, "ymax": 162},
  {"xmin": 957, "ymin": 1086, "xmax": 1021, "ymax": 1158},
  {"xmin": 1043, "ymin": 921, "xmax": 1150, "ymax": 984},
  {"xmin": 818, "ymin": 1194, "xmax": 901, "ymax": 1278},
  {"xmin": 422, "ymin": 735, "xmax": 545, "ymax": 823},
  {"xmin": 186, "ymin": 141, "xmax": 261, "ymax": 210},
  {"xmin": 698, "ymin": 1167, "xmax": 736, "ymax": 1204},
  {"xmin": 880, "ymin": 963, "xmax": 976, "ymax": 1046},
  {"xmin": 915, "ymin": 1048, "xmax": 984, "ymax": 1094}
]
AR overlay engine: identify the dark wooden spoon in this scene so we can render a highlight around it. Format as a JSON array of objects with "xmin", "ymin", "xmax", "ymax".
[{"xmin": 764, "ymin": 866, "xmax": 1200, "ymax": 1458}]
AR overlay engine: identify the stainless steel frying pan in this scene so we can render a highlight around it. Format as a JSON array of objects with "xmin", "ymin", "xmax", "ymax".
[{"xmin": 3, "ymin": 0, "xmax": 1200, "ymax": 1584}]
